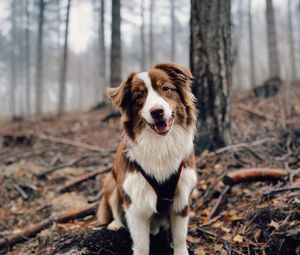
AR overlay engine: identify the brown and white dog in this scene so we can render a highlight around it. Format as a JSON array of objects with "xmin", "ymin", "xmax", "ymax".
[{"xmin": 97, "ymin": 63, "xmax": 197, "ymax": 255}]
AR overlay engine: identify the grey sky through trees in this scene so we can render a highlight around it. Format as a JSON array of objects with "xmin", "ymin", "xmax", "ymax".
[{"xmin": 0, "ymin": 0, "xmax": 299, "ymax": 117}]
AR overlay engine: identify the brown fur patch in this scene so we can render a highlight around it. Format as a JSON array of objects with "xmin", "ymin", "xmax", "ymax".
[{"xmin": 177, "ymin": 205, "xmax": 189, "ymax": 217}]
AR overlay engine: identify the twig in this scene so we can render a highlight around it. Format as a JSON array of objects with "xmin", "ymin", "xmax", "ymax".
[
  {"xmin": 14, "ymin": 184, "xmax": 29, "ymax": 200},
  {"xmin": 209, "ymin": 185, "xmax": 230, "ymax": 219},
  {"xmin": 37, "ymin": 154, "xmax": 103, "ymax": 178},
  {"xmin": 2, "ymin": 149, "xmax": 45, "ymax": 165},
  {"xmin": 262, "ymin": 185, "xmax": 300, "ymax": 199},
  {"xmin": 57, "ymin": 165, "xmax": 112, "ymax": 193},
  {"xmin": 198, "ymin": 138, "xmax": 277, "ymax": 162},
  {"xmin": 34, "ymin": 133, "xmax": 110, "ymax": 153},
  {"xmin": 0, "ymin": 202, "xmax": 99, "ymax": 249},
  {"xmin": 223, "ymin": 168, "xmax": 288, "ymax": 186},
  {"xmin": 238, "ymin": 103, "xmax": 273, "ymax": 120}
]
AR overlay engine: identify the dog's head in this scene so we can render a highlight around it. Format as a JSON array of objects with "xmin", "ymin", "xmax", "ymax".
[{"xmin": 107, "ymin": 63, "xmax": 196, "ymax": 140}]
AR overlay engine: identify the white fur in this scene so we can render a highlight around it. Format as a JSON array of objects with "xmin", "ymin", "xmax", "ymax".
[
  {"xmin": 173, "ymin": 167, "xmax": 197, "ymax": 213},
  {"xmin": 126, "ymin": 124, "xmax": 194, "ymax": 183},
  {"xmin": 123, "ymin": 172, "xmax": 157, "ymax": 216},
  {"xmin": 126, "ymin": 205, "xmax": 150, "ymax": 255},
  {"xmin": 137, "ymin": 72, "xmax": 173, "ymax": 125},
  {"xmin": 171, "ymin": 213, "xmax": 189, "ymax": 255}
]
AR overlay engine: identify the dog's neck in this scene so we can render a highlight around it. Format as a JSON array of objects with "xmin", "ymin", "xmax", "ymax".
[{"xmin": 126, "ymin": 124, "xmax": 194, "ymax": 183}]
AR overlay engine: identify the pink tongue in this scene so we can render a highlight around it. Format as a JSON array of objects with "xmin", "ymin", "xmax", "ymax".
[{"xmin": 154, "ymin": 121, "xmax": 170, "ymax": 134}]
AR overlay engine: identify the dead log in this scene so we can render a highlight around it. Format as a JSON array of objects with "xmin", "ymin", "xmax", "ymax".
[
  {"xmin": 223, "ymin": 168, "xmax": 288, "ymax": 186},
  {"xmin": 57, "ymin": 165, "xmax": 112, "ymax": 193},
  {"xmin": 0, "ymin": 202, "xmax": 99, "ymax": 250}
]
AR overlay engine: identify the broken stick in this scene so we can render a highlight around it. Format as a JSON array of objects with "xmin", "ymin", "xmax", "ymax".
[
  {"xmin": 223, "ymin": 168, "xmax": 288, "ymax": 186},
  {"xmin": 57, "ymin": 164, "xmax": 112, "ymax": 193},
  {"xmin": 0, "ymin": 202, "xmax": 99, "ymax": 250},
  {"xmin": 35, "ymin": 133, "xmax": 111, "ymax": 153}
]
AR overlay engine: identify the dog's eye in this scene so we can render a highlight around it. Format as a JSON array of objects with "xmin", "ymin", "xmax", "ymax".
[
  {"xmin": 161, "ymin": 86, "xmax": 171, "ymax": 93},
  {"xmin": 135, "ymin": 92, "xmax": 144, "ymax": 101}
]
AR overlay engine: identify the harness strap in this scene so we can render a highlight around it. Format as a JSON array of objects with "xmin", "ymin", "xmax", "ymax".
[{"xmin": 130, "ymin": 160, "xmax": 185, "ymax": 214}]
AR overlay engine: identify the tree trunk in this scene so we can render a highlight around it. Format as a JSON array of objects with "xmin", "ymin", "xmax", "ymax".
[
  {"xmin": 235, "ymin": 0, "xmax": 243, "ymax": 89},
  {"xmin": 266, "ymin": 0, "xmax": 280, "ymax": 78},
  {"xmin": 149, "ymin": 0, "xmax": 154, "ymax": 65},
  {"xmin": 170, "ymin": 0, "xmax": 175, "ymax": 62},
  {"xmin": 35, "ymin": 0, "xmax": 45, "ymax": 115},
  {"xmin": 190, "ymin": 0, "xmax": 232, "ymax": 154},
  {"xmin": 57, "ymin": 0, "xmax": 71, "ymax": 115},
  {"xmin": 110, "ymin": 0, "xmax": 121, "ymax": 87},
  {"xmin": 288, "ymin": 0, "xmax": 296, "ymax": 80},
  {"xmin": 98, "ymin": 0, "xmax": 106, "ymax": 102},
  {"xmin": 25, "ymin": 0, "xmax": 31, "ymax": 115},
  {"xmin": 10, "ymin": 0, "xmax": 17, "ymax": 117},
  {"xmin": 140, "ymin": 0, "xmax": 146, "ymax": 71},
  {"xmin": 248, "ymin": 0, "xmax": 256, "ymax": 88}
]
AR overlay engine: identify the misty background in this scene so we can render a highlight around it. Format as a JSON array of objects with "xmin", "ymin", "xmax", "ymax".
[{"xmin": 0, "ymin": 0, "xmax": 299, "ymax": 117}]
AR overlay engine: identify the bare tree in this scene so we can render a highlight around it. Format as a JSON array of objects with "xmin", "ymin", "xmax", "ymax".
[
  {"xmin": 266, "ymin": 0, "xmax": 280, "ymax": 78},
  {"xmin": 170, "ymin": 0, "xmax": 175, "ymax": 61},
  {"xmin": 57, "ymin": 0, "xmax": 72, "ymax": 115},
  {"xmin": 25, "ymin": 0, "xmax": 31, "ymax": 115},
  {"xmin": 10, "ymin": 0, "xmax": 17, "ymax": 117},
  {"xmin": 110, "ymin": 0, "xmax": 121, "ymax": 87},
  {"xmin": 190, "ymin": 0, "xmax": 232, "ymax": 154},
  {"xmin": 288, "ymin": 0, "xmax": 296, "ymax": 80},
  {"xmin": 248, "ymin": 0, "xmax": 256, "ymax": 88},
  {"xmin": 35, "ymin": 0, "xmax": 45, "ymax": 115},
  {"xmin": 149, "ymin": 0, "xmax": 154, "ymax": 65},
  {"xmin": 99, "ymin": 0, "xmax": 106, "ymax": 96},
  {"xmin": 140, "ymin": 0, "xmax": 146, "ymax": 71}
]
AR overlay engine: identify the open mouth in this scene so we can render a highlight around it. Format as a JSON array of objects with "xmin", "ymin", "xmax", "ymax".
[{"xmin": 148, "ymin": 116, "xmax": 174, "ymax": 135}]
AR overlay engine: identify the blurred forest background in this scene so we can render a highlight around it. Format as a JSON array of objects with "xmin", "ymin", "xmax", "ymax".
[
  {"xmin": 1, "ymin": 1, "xmax": 300, "ymax": 254},
  {"xmin": 0, "ymin": 0, "xmax": 299, "ymax": 118}
]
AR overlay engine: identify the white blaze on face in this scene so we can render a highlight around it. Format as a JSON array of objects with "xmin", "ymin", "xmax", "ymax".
[{"xmin": 137, "ymin": 72, "xmax": 173, "ymax": 125}]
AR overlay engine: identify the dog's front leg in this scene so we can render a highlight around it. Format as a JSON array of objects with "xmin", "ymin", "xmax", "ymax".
[
  {"xmin": 126, "ymin": 205, "xmax": 150, "ymax": 255},
  {"xmin": 171, "ymin": 212, "xmax": 189, "ymax": 255}
]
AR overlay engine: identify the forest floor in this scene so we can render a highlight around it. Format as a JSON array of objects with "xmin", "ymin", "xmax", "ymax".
[{"xmin": 0, "ymin": 83, "xmax": 300, "ymax": 255}]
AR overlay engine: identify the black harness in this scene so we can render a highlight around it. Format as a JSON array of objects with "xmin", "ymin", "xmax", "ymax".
[{"xmin": 130, "ymin": 160, "xmax": 185, "ymax": 215}]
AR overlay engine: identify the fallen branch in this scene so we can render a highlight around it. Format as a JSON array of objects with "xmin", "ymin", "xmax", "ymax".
[
  {"xmin": 262, "ymin": 185, "xmax": 300, "ymax": 198},
  {"xmin": 223, "ymin": 168, "xmax": 288, "ymax": 186},
  {"xmin": 57, "ymin": 165, "xmax": 112, "ymax": 193},
  {"xmin": 209, "ymin": 185, "xmax": 230, "ymax": 219},
  {"xmin": 37, "ymin": 154, "xmax": 110, "ymax": 178},
  {"xmin": 35, "ymin": 133, "xmax": 110, "ymax": 153},
  {"xmin": 238, "ymin": 103, "xmax": 272, "ymax": 120},
  {"xmin": 0, "ymin": 202, "xmax": 99, "ymax": 250},
  {"xmin": 14, "ymin": 184, "xmax": 29, "ymax": 200}
]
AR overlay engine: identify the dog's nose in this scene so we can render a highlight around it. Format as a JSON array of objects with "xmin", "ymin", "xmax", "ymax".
[{"xmin": 150, "ymin": 107, "xmax": 164, "ymax": 119}]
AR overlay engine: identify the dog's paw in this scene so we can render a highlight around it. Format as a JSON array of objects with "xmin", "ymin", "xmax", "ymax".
[
  {"xmin": 174, "ymin": 246, "xmax": 189, "ymax": 255},
  {"xmin": 107, "ymin": 220, "xmax": 124, "ymax": 231}
]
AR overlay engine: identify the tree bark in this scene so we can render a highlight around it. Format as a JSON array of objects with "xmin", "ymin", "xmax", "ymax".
[
  {"xmin": 288, "ymin": 0, "xmax": 296, "ymax": 80},
  {"xmin": 149, "ymin": 0, "xmax": 154, "ymax": 65},
  {"xmin": 140, "ymin": 0, "xmax": 146, "ymax": 71},
  {"xmin": 110, "ymin": 0, "xmax": 122, "ymax": 87},
  {"xmin": 170, "ymin": 0, "xmax": 175, "ymax": 62},
  {"xmin": 248, "ymin": 0, "xmax": 256, "ymax": 88},
  {"xmin": 25, "ymin": 0, "xmax": 31, "ymax": 115},
  {"xmin": 190, "ymin": 0, "xmax": 232, "ymax": 154},
  {"xmin": 57, "ymin": 0, "xmax": 71, "ymax": 115},
  {"xmin": 266, "ymin": 0, "xmax": 280, "ymax": 78},
  {"xmin": 98, "ymin": 0, "xmax": 106, "ymax": 102},
  {"xmin": 10, "ymin": 0, "xmax": 17, "ymax": 117},
  {"xmin": 35, "ymin": 0, "xmax": 45, "ymax": 115}
]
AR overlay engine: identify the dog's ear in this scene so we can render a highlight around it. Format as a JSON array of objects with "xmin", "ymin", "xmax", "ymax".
[
  {"xmin": 152, "ymin": 63, "xmax": 193, "ymax": 85},
  {"xmin": 107, "ymin": 72, "xmax": 136, "ymax": 114}
]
